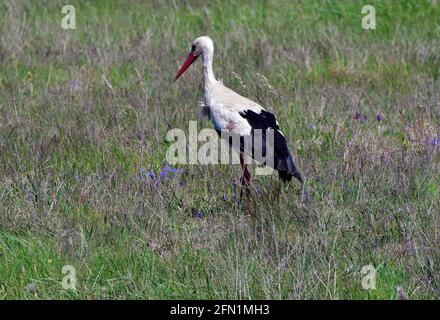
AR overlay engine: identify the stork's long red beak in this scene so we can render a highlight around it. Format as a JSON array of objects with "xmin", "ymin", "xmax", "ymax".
[{"xmin": 173, "ymin": 52, "xmax": 199, "ymax": 82}]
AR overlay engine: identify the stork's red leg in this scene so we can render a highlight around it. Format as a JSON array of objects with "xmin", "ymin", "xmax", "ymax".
[
  {"xmin": 239, "ymin": 153, "xmax": 251, "ymax": 195},
  {"xmin": 239, "ymin": 153, "xmax": 254, "ymax": 217}
]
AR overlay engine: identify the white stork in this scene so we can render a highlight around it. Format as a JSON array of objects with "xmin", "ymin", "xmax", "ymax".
[{"xmin": 173, "ymin": 36, "xmax": 302, "ymax": 190}]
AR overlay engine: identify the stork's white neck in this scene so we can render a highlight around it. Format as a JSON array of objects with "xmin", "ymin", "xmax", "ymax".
[{"xmin": 201, "ymin": 49, "xmax": 217, "ymax": 95}]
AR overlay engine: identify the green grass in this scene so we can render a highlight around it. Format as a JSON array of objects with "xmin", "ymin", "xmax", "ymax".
[{"xmin": 0, "ymin": 0, "xmax": 439, "ymax": 299}]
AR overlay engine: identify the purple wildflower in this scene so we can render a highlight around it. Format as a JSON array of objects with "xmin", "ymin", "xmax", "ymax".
[
  {"xmin": 145, "ymin": 163, "xmax": 183, "ymax": 186},
  {"xmin": 159, "ymin": 163, "xmax": 183, "ymax": 177},
  {"xmin": 301, "ymin": 190, "xmax": 310, "ymax": 202},
  {"xmin": 139, "ymin": 168, "xmax": 147, "ymax": 181},
  {"xmin": 428, "ymin": 138, "xmax": 439, "ymax": 147},
  {"xmin": 354, "ymin": 112, "xmax": 368, "ymax": 122},
  {"xmin": 159, "ymin": 169, "xmax": 168, "ymax": 178},
  {"xmin": 146, "ymin": 169, "xmax": 160, "ymax": 187},
  {"xmin": 170, "ymin": 167, "xmax": 183, "ymax": 174},
  {"xmin": 192, "ymin": 210, "xmax": 204, "ymax": 219},
  {"xmin": 142, "ymin": 163, "xmax": 184, "ymax": 188},
  {"xmin": 376, "ymin": 113, "xmax": 383, "ymax": 122}
]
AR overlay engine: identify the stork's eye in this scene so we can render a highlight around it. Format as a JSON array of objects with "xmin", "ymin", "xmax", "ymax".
[{"xmin": 191, "ymin": 44, "xmax": 196, "ymax": 52}]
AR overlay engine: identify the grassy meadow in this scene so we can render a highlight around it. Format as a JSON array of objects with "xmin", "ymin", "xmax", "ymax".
[{"xmin": 0, "ymin": 0, "xmax": 439, "ymax": 299}]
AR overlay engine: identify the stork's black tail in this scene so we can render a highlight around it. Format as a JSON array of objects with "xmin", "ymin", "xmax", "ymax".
[{"xmin": 276, "ymin": 152, "xmax": 303, "ymax": 183}]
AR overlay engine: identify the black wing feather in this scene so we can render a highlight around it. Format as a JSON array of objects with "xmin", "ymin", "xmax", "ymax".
[{"xmin": 239, "ymin": 109, "xmax": 303, "ymax": 183}]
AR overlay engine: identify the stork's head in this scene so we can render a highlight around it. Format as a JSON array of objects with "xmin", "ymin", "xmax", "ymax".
[{"xmin": 174, "ymin": 36, "xmax": 214, "ymax": 82}]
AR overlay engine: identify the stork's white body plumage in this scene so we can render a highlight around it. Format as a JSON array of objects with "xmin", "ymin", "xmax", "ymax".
[
  {"xmin": 174, "ymin": 36, "xmax": 302, "ymax": 184},
  {"xmin": 205, "ymin": 85, "xmax": 259, "ymax": 136}
]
